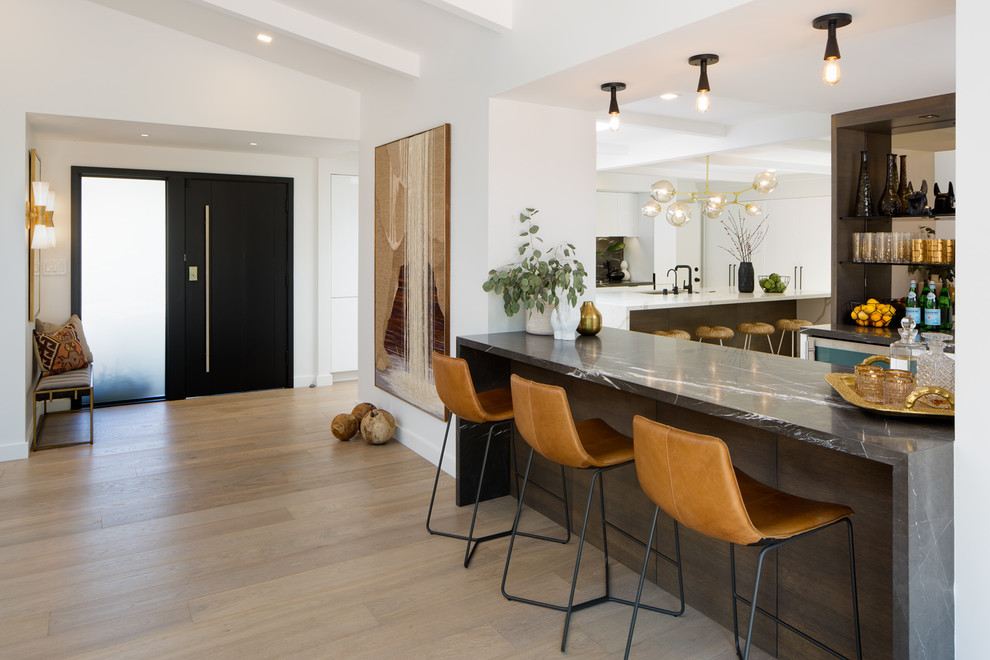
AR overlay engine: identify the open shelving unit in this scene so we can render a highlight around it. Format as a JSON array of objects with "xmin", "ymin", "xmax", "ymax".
[{"xmin": 830, "ymin": 93, "xmax": 955, "ymax": 327}]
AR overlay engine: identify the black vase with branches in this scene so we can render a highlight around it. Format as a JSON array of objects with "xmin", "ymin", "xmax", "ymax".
[{"xmin": 720, "ymin": 211, "xmax": 769, "ymax": 293}]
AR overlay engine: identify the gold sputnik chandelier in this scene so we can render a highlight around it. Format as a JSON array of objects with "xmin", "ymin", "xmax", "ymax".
[{"xmin": 640, "ymin": 156, "xmax": 778, "ymax": 227}]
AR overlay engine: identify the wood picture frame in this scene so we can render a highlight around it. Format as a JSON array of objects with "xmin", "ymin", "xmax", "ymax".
[{"xmin": 374, "ymin": 124, "xmax": 451, "ymax": 420}]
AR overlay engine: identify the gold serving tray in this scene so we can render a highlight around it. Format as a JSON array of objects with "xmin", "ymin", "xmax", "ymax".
[{"xmin": 825, "ymin": 373, "xmax": 955, "ymax": 418}]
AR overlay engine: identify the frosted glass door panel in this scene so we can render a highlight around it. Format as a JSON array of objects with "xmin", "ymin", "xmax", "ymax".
[{"xmin": 81, "ymin": 177, "xmax": 166, "ymax": 403}]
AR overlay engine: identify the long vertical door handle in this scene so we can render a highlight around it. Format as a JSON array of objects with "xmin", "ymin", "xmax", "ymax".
[
  {"xmin": 800, "ymin": 266, "xmax": 804, "ymax": 289},
  {"xmin": 205, "ymin": 204, "xmax": 211, "ymax": 373}
]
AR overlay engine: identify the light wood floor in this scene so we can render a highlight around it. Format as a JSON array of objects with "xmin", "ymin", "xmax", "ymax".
[{"xmin": 0, "ymin": 384, "xmax": 769, "ymax": 659}]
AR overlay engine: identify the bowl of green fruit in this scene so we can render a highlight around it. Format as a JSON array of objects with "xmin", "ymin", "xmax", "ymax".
[{"xmin": 758, "ymin": 273, "xmax": 790, "ymax": 293}]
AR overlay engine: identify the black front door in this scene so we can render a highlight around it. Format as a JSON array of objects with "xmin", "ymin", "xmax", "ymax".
[{"xmin": 183, "ymin": 179, "xmax": 291, "ymax": 397}]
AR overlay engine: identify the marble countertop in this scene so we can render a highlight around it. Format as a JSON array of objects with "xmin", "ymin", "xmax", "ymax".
[
  {"xmin": 458, "ymin": 328, "xmax": 953, "ymax": 466},
  {"xmin": 595, "ymin": 286, "xmax": 830, "ymax": 311}
]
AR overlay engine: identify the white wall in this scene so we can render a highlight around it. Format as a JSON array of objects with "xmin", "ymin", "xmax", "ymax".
[
  {"xmin": 0, "ymin": 0, "xmax": 359, "ymax": 459},
  {"xmin": 954, "ymin": 1, "xmax": 987, "ymax": 655}
]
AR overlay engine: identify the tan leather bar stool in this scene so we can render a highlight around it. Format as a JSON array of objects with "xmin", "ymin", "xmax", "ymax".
[
  {"xmin": 736, "ymin": 322, "xmax": 776, "ymax": 353},
  {"xmin": 695, "ymin": 325, "xmax": 734, "ymax": 345},
  {"xmin": 429, "ymin": 353, "xmax": 570, "ymax": 568},
  {"xmin": 626, "ymin": 416, "xmax": 861, "ymax": 660},
  {"xmin": 503, "ymin": 375, "xmax": 683, "ymax": 652},
  {"xmin": 653, "ymin": 329, "xmax": 692, "ymax": 340},
  {"xmin": 776, "ymin": 318, "xmax": 813, "ymax": 357}
]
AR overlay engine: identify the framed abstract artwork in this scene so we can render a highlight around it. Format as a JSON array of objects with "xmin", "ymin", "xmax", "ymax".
[{"xmin": 374, "ymin": 124, "xmax": 450, "ymax": 420}]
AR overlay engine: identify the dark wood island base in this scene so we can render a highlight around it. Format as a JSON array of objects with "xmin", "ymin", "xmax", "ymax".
[{"xmin": 455, "ymin": 329, "xmax": 952, "ymax": 659}]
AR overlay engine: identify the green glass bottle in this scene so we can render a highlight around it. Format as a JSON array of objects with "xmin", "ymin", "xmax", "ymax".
[
  {"xmin": 938, "ymin": 281, "xmax": 953, "ymax": 331},
  {"xmin": 905, "ymin": 280, "xmax": 921, "ymax": 327},
  {"xmin": 922, "ymin": 280, "xmax": 940, "ymax": 331}
]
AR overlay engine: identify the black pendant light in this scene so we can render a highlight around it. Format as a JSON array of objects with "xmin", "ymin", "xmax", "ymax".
[
  {"xmin": 600, "ymin": 82, "xmax": 626, "ymax": 132},
  {"xmin": 688, "ymin": 54, "xmax": 718, "ymax": 113},
  {"xmin": 812, "ymin": 13, "xmax": 852, "ymax": 86}
]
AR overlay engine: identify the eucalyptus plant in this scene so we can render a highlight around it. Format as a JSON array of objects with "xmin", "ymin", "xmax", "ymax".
[{"xmin": 482, "ymin": 208, "xmax": 588, "ymax": 317}]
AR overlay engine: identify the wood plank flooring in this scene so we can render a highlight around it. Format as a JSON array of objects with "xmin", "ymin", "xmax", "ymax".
[{"xmin": 0, "ymin": 385, "xmax": 769, "ymax": 659}]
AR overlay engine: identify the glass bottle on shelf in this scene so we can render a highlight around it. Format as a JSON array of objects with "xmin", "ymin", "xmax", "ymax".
[
  {"xmin": 917, "ymin": 332, "xmax": 955, "ymax": 402},
  {"xmin": 923, "ymin": 280, "xmax": 940, "ymax": 331},
  {"xmin": 889, "ymin": 317, "xmax": 925, "ymax": 374},
  {"xmin": 905, "ymin": 280, "xmax": 921, "ymax": 326},
  {"xmin": 938, "ymin": 280, "xmax": 953, "ymax": 331}
]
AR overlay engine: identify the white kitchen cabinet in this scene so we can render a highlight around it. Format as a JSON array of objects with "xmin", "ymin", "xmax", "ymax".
[
  {"xmin": 595, "ymin": 191, "xmax": 640, "ymax": 237},
  {"xmin": 759, "ymin": 196, "xmax": 831, "ymax": 291}
]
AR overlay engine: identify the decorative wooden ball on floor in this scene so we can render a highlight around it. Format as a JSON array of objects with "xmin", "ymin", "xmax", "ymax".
[
  {"xmin": 351, "ymin": 402, "xmax": 376, "ymax": 422},
  {"xmin": 361, "ymin": 409, "xmax": 395, "ymax": 445},
  {"xmin": 331, "ymin": 413, "xmax": 359, "ymax": 441}
]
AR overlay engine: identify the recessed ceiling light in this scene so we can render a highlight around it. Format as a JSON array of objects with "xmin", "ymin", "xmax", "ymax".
[
  {"xmin": 139, "ymin": 133, "xmax": 150, "ymax": 137},
  {"xmin": 249, "ymin": 142, "xmax": 258, "ymax": 146},
  {"xmin": 257, "ymin": 34, "xmax": 273, "ymax": 44},
  {"xmin": 659, "ymin": 93, "xmax": 680, "ymax": 100}
]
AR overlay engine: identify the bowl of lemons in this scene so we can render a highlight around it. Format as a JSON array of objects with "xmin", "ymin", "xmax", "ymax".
[
  {"xmin": 850, "ymin": 298, "xmax": 896, "ymax": 327},
  {"xmin": 758, "ymin": 273, "xmax": 789, "ymax": 293}
]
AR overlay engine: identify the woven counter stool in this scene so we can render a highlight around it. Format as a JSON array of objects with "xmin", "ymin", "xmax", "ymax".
[
  {"xmin": 695, "ymin": 325, "xmax": 734, "ymax": 346},
  {"xmin": 776, "ymin": 318, "xmax": 813, "ymax": 357},
  {"xmin": 653, "ymin": 329, "xmax": 692, "ymax": 340},
  {"xmin": 736, "ymin": 322, "xmax": 776, "ymax": 353}
]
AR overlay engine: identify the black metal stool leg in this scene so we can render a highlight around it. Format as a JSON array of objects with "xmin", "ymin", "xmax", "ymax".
[
  {"xmin": 426, "ymin": 416, "xmax": 455, "ymax": 536},
  {"xmin": 464, "ymin": 423, "xmax": 497, "ymax": 567},
  {"xmin": 427, "ymin": 417, "xmax": 513, "ymax": 566},
  {"xmin": 561, "ymin": 467, "xmax": 605, "ymax": 651},
  {"xmin": 624, "ymin": 505, "xmax": 660, "ymax": 659},
  {"xmin": 501, "ymin": 448, "xmax": 536, "ymax": 601}
]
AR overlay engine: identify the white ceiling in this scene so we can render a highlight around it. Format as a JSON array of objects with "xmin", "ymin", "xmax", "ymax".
[{"xmin": 37, "ymin": 0, "xmax": 955, "ymax": 172}]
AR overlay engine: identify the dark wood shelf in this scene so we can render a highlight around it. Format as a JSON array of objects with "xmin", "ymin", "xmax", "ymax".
[
  {"xmin": 839, "ymin": 214, "xmax": 954, "ymax": 221},
  {"xmin": 839, "ymin": 261, "xmax": 954, "ymax": 267}
]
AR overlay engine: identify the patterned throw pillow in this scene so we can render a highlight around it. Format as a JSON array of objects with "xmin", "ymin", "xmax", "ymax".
[{"xmin": 34, "ymin": 326, "xmax": 90, "ymax": 377}]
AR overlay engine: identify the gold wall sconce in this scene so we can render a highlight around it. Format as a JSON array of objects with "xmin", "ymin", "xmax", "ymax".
[{"xmin": 28, "ymin": 179, "xmax": 56, "ymax": 250}]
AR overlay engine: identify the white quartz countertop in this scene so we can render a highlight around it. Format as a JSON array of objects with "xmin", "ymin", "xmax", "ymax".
[{"xmin": 594, "ymin": 287, "xmax": 830, "ymax": 311}]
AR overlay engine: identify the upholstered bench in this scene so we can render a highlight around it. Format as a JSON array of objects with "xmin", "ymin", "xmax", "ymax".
[
  {"xmin": 33, "ymin": 365, "xmax": 94, "ymax": 450},
  {"xmin": 32, "ymin": 314, "xmax": 95, "ymax": 451}
]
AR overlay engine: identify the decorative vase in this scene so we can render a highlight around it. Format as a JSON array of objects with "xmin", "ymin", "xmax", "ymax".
[
  {"xmin": 551, "ymin": 300, "xmax": 579, "ymax": 341},
  {"xmin": 525, "ymin": 305, "xmax": 554, "ymax": 335},
  {"xmin": 897, "ymin": 155, "xmax": 909, "ymax": 211},
  {"xmin": 577, "ymin": 301, "xmax": 602, "ymax": 336},
  {"xmin": 853, "ymin": 150, "xmax": 873, "ymax": 216},
  {"xmin": 738, "ymin": 261, "xmax": 755, "ymax": 293},
  {"xmin": 878, "ymin": 153, "xmax": 903, "ymax": 216}
]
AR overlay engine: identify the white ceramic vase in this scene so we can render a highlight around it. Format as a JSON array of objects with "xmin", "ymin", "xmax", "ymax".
[{"xmin": 551, "ymin": 300, "xmax": 579, "ymax": 341}]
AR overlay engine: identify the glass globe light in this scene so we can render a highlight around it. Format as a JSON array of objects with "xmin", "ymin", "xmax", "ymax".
[
  {"xmin": 707, "ymin": 193, "xmax": 726, "ymax": 209},
  {"xmin": 650, "ymin": 180, "xmax": 675, "ymax": 204},
  {"xmin": 744, "ymin": 202, "xmax": 762, "ymax": 216},
  {"xmin": 753, "ymin": 170, "xmax": 778, "ymax": 194},
  {"xmin": 666, "ymin": 202, "xmax": 691, "ymax": 227},
  {"xmin": 703, "ymin": 202, "xmax": 723, "ymax": 219},
  {"xmin": 641, "ymin": 201, "xmax": 661, "ymax": 218},
  {"xmin": 608, "ymin": 113, "xmax": 620, "ymax": 132}
]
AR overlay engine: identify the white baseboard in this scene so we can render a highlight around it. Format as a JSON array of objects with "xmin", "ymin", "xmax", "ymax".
[
  {"xmin": 315, "ymin": 374, "xmax": 335, "ymax": 387},
  {"xmin": 331, "ymin": 371, "xmax": 358, "ymax": 382},
  {"xmin": 395, "ymin": 425, "xmax": 450, "ymax": 475},
  {"xmin": 0, "ymin": 438, "xmax": 29, "ymax": 462}
]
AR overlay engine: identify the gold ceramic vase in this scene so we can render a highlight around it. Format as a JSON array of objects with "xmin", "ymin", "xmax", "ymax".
[{"xmin": 577, "ymin": 301, "xmax": 602, "ymax": 336}]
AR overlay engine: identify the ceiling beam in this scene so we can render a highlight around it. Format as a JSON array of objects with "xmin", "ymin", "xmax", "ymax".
[
  {"xmin": 620, "ymin": 111, "xmax": 727, "ymax": 137},
  {"xmin": 192, "ymin": 0, "xmax": 420, "ymax": 77},
  {"xmin": 418, "ymin": 0, "xmax": 512, "ymax": 32}
]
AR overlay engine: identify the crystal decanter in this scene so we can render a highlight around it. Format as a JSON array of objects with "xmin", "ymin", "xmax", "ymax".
[
  {"xmin": 889, "ymin": 317, "xmax": 925, "ymax": 374},
  {"xmin": 917, "ymin": 332, "xmax": 955, "ymax": 396}
]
